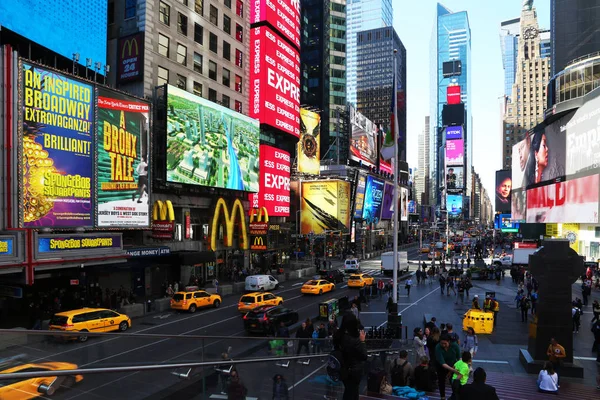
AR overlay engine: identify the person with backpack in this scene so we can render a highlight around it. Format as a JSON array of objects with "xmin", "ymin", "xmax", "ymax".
[
  {"xmin": 390, "ymin": 349, "xmax": 414, "ymax": 387},
  {"xmin": 330, "ymin": 313, "xmax": 367, "ymax": 400},
  {"xmin": 520, "ymin": 296, "xmax": 531, "ymax": 323}
]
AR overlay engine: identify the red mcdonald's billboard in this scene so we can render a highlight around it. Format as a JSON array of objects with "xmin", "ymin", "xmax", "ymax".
[{"xmin": 117, "ymin": 32, "xmax": 144, "ymax": 84}]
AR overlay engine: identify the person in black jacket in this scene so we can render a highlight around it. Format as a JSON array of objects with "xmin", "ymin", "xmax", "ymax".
[
  {"xmin": 461, "ymin": 367, "xmax": 499, "ymax": 400},
  {"xmin": 413, "ymin": 356, "xmax": 436, "ymax": 392},
  {"xmin": 333, "ymin": 313, "xmax": 367, "ymax": 400},
  {"xmin": 296, "ymin": 322, "xmax": 311, "ymax": 355}
]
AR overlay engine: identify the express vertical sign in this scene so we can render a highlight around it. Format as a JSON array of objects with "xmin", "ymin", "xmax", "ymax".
[
  {"xmin": 251, "ymin": 0, "xmax": 300, "ymax": 49},
  {"xmin": 249, "ymin": 145, "xmax": 291, "ymax": 216}
]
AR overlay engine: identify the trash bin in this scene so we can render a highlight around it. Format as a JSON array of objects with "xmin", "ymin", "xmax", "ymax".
[
  {"xmin": 462, "ymin": 309, "xmax": 494, "ymax": 334},
  {"xmin": 319, "ymin": 298, "xmax": 339, "ymax": 321}
]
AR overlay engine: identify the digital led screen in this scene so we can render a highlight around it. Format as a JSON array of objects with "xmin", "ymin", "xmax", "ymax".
[
  {"xmin": 524, "ymin": 116, "xmax": 569, "ymax": 189},
  {"xmin": 442, "ymin": 103, "xmax": 465, "ymax": 126},
  {"xmin": 495, "ymin": 214, "xmax": 519, "ymax": 232},
  {"xmin": 445, "ymin": 166, "xmax": 464, "ymax": 191},
  {"xmin": 511, "ymin": 188, "xmax": 527, "ymax": 222},
  {"xmin": 251, "ymin": 0, "xmax": 300, "ymax": 49},
  {"xmin": 354, "ymin": 173, "xmax": 367, "ymax": 219},
  {"xmin": 495, "ymin": 169, "xmax": 512, "ymax": 214},
  {"xmin": 362, "ymin": 176, "xmax": 384, "ymax": 223},
  {"xmin": 297, "ymin": 108, "xmax": 320, "ymax": 175},
  {"xmin": 248, "ymin": 145, "xmax": 291, "ymax": 217},
  {"xmin": 511, "ymin": 136, "xmax": 530, "ymax": 190},
  {"xmin": 565, "ymin": 95, "xmax": 600, "ymax": 177},
  {"xmin": 349, "ymin": 105, "xmax": 377, "ymax": 168},
  {"xmin": 117, "ymin": 33, "xmax": 144, "ymax": 84},
  {"xmin": 0, "ymin": 0, "xmax": 107, "ymax": 68},
  {"xmin": 166, "ymin": 85, "xmax": 260, "ymax": 191},
  {"xmin": 250, "ymin": 26, "xmax": 300, "ymax": 137},
  {"xmin": 447, "ymin": 195, "xmax": 463, "ymax": 217},
  {"xmin": 408, "ymin": 200, "xmax": 417, "ymax": 214},
  {"xmin": 400, "ymin": 187, "xmax": 409, "ymax": 221},
  {"xmin": 445, "ymin": 139, "xmax": 464, "ymax": 166},
  {"xmin": 447, "ymin": 85, "xmax": 461, "ymax": 104},
  {"xmin": 378, "ymin": 126, "xmax": 393, "ymax": 174},
  {"xmin": 300, "ymin": 180, "xmax": 350, "ymax": 234},
  {"xmin": 381, "ymin": 182, "xmax": 395, "ymax": 220},
  {"xmin": 445, "ymin": 126, "xmax": 463, "ymax": 140}
]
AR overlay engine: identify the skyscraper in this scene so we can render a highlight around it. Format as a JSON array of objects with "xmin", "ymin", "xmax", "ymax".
[
  {"xmin": 417, "ymin": 116, "xmax": 430, "ymax": 205},
  {"xmin": 551, "ymin": 0, "xmax": 600, "ymax": 76},
  {"xmin": 429, "ymin": 4, "xmax": 471, "ymax": 210},
  {"xmin": 356, "ymin": 26, "xmax": 406, "ymax": 160},
  {"xmin": 502, "ymin": 1, "xmax": 551, "ymax": 169},
  {"xmin": 346, "ymin": 0, "xmax": 393, "ymax": 106}
]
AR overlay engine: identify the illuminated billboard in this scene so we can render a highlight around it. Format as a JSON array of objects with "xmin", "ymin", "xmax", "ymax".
[
  {"xmin": 447, "ymin": 195, "xmax": 463, "ymax": 217},
  {"xmin": 445, "ymin": 139, "xmax": 464, "ymax": 166},
  {"xmin": 0, "ymin": 1, "xmax": 107, "ymax": 67},
  {"xmin": 378, "ymin": 126, "xmax": 393, "ymax": 174},
  {"xmin": 22, "ymin": 63, "xmax": 94, "ymax": 227},
  {"xmin": 445, "ymin": 126, "xmax": 462, "ymax": 140},
  {"xmin": 446, "ymin": 85, "xmax": 461, "ymax": 104},
  {"xmin": 362, "ymin": 176, "xmax": 384, "ymax": 223},
  {"xmin": 354, "ymin": 174, "xmax": 367, "ymax": 219},
  {"xmin": 400, "ymin": 187, "xmax": 409, "ymax": 221},
  {"xmin": 300, "ymin": 180, "xmax": 351, "ymax": 234},
  {"xmin": 526, "ymin": 174, "xmax": 599, "ymax": 223},
  {"xmin": 495, "ymin": 169, "xmax": 512, "ymax": 214},
  {"xmin": 298, "ymin": 108, "xmax": 321, "ymax": 175},
  {"xmin": 511, "ymin": 188, "xmax": 526, "ymax": 222},
  {"xmin": 565, "ymin": 96, "xmax": 600, "ymax": 177},
  {"xmin": 251, "ymin": 0, "xmax": 301, "ymax": 49},
  {"xmin": 248, "ymin": 145, "xmax": 291, "ymax": 217},
  {"xmin": 511, "ymin": 136, "xmax": 530, "ymax": 190},
  {"xmin": 408, "ymin": 200, "xmax": 417, "ymax": 214},
  {"xmin": 166, "ymin": 85, "xmax": 260, "ymax": 192},
  {"xmin": 117, "ymin": 33, "xmax": 144, "ymax": 84},
  {"xmin": 250, "ymin": 26, "xmax": 300, "ymax": 137},
  {"xmin": 381, "ymin": 182, "xmax": 395, "ymax": 220},
  {"xmin": 445, "ymin": 166, "xmax": 464, "ymax": 191},
  {"xmin": 349, "ymin": 106, "xmax": 378, "ymax": 168},
  {"xmin": 96, "ymin": 87, "xmax": 151, "ymax": 227},
  {"xmin": 524, "ymin": 117, "xmax": 568, "ymax": 189}
]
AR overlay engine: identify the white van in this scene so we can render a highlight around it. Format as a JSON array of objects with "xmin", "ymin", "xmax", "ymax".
[
  {"xmin": 245, "ymin": 275, "xmax": 279, "ymax": 292},
  {"xmin": 344, "ymin": 258, "xmax": 360, "ymax": 273}
]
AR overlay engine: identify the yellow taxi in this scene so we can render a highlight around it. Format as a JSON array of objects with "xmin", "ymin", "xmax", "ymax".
[
  {"xmin": 347, "ymin": 273, "xmax": 374, "ymax": 288},
  {"xmin": 301, "ymin": 279, "xmax": 335, "ymax": 295},
  {"xmin": 0, "ymin": 361, "xmax": 83, "ymax": 398},
  {"xmin": 170, "ymin": 290, "xmax": 222, "ymax": 313},
  {"xmin": 48, "ymin": 308, "xmax": 131, "ymax": 342},
  {"xmin": 420, "ymin": 246, "xmax": 430, "ymax": 253},
  {"xmin": 237, "ymin": 292, "xmax": 283, "ymax": 313}
]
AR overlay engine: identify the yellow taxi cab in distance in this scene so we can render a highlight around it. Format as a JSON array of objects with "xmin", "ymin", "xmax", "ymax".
[
  {"xmin": 301, "ymin": 279, "xmax": 335, "ymax": 295},
  {"xmin": 238, "ymin": 292, "xmax": 283, "ymax": 313},
  {"xmin": 347, "ymin": 273, "xmax": 374, "ymax": 288},
  {"xmin": 48, "ymin": 308, "xmax": 131, "ymax": 342},
  {"xmin": 420, "ymin": 246, "xmax": 430, "ymax": 253},
  {"xmin": 170, "ymin": 290, "xmax": 222, "ymax": 313},
  {"xmin": 0, "ymin": 361, "xmax": 83, "ymax": 399}
]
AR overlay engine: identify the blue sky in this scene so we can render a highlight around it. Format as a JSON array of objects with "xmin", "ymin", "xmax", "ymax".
[{"xmin": 393, "ymin": 0, "xmax": 550, "ymax": 199}]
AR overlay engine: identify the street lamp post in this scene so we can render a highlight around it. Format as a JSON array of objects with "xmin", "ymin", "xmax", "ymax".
[{"xmin": 295, "ymin": 210, "xmax": 301, "ymax": 261}]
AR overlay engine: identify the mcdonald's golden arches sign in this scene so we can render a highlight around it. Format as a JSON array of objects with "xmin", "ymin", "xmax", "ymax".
[
  {"xmin": 117, "ymin": 32, "xmax": 144, "ymax": 83},
  {"xmin": 211, "ymin": 198, "xmax": 248, "ymax": 250},
  {"xmin": 249, "ymin": 207, "xmax": 268, "ymax": 251}
]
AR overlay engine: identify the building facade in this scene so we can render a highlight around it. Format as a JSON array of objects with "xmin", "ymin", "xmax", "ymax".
[
  {"xmin": 356, "ymin": 26, "xmax": 407, "ymax": 160},
  {"xmin": 416, "ymin": 116, "xmax": 430, "ymax": 206},
  {"xmin": 501, "ymin": 1, "xmax": 551, "ymax": 170},
  {"xmin": 346, "ymin": 0, "xmax": 393, "ymax": 106},
  {"xmin": 429, "ymin": 4, "xmax": 471, "ymax": 210},
  {"xmin": 551, "ymin": 0, "xmax": 600, "ymax": 76}
]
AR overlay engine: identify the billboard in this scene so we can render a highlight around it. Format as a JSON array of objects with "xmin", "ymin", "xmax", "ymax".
[
  {"xmin": 442, "ymin": 103, "xmax": 465, "ymax": 126},
  {"xmin": 526, "ymin": 174, "xmax": 599, "ymax": 223},
  {"xmin": 511, "ymin": 188, "xmax": 527, "ymax": 222},
  {"xmin": 445, "ymin": 126, "xmax": 462, "ymax": 140},
  {"xmin": 408, "ymin": 200, "xmax": 417, "ymax": 214},
  {"xmin": 211, "ymin": 198, "xmax": 248, "ymax": 250},
  {"xmin": 117, "ymin": 33, "xmax": 144, "ymax": 84},
  {"xmin": 166, "ymin": 85, "xmax": 260, "ymax": 191},
  {"xmin": 349, "ymin": 106, "xmax": 378, "ymax": 168},
  {"xmin": 447, "ymin": 195, "xmax": 463, "ymax": 217},
  {"xmin": 96, "ymin": 88, "xmax": 150, "ymax": 227},
  {"xmin": 22, "ymin": 63, "xmax": 94, "ymax": 227},
  {"xmin": 378, "ymin": 126, "xmax": 393, "ymax": 174},
  {"xmin": 447, "ymin": 85, "xmax": 461, "ymax": 104},
  {"xmin": 380, "ymin": 182, "xmax": 395, "ymax": 220},
  {"xmin": 495, "ymin": 214, "xmax": 519, "ymax": 232},
  {"xmin": 400, "ymin": 187, "xmax": 409, "ymax": 221},
  {"xmin": 445, "ymin": 166, "xmax": 464, "ymax": 191},
  {"xmin": 250, "ymin": 26, "xmax": 300, "ymax": 137},
  {"xmin": 362, "ymin": 176, "xmax": 384, "ymax": 223},
  {"xmin": 354, "ymin": 174, "xmax": 367, "ymax": 219},
  {"xmin": 298, "ymin": 109, "xmax": 320, "ymax": 175},
  {"xmin": 495, "ymin": 169, "xmax": 512, "ymax": 213},
  {"xmin": 511, "ymin": 136, "xmax": 530, "ymax": 190},
  {"xmin": 251, "ymin": 0, "xmax": 301, "ymax": 49},
  {"xmin": 445, "ymin": 139, "xmax": 464, "ymax": 166},
  {"xmin": 300, "ymin": 181, "xmax": 351, "ymax": 234},
  {"xmin": 0, "ymin": 0, "xmax": 107, "ymax": 67},
  {"xmin": 248, "ymin": 145, "xmax": 291, "ymax": 217},
  {"xmin": 565, "ymin": 97, "xmax": 600, "ymax": 177},
  {"xmin": 525, "ymin": 118, "xmax": 568, "ymax": 188}
]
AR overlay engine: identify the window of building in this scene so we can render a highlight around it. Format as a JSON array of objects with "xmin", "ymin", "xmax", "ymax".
[
  {"xmin": 210, "ymin": 5, "xmax": 218, "ymax": 25},
  {"xmin": 235, "ymin": 74, "xmax": 242, "ymax": 93},
  {"xmin": 223, "ymin": 15, "xmax": 231, "ymax": 34},
  {"xmin": 177, "ymin": 13, "xmax": 188, "ymax": 35},
  {"xmin": 108, "ymin": 1, "xmax": 115, "ymax": 24},
  {"xmin": 158, "ymin": 34, "xmax": 170, "ymax": 57},
  {"xmin": 209, "ymin": 61, "xmax": 217, "ymax": 80},
  {"xmin": 193, "ymin": 52, "xmax": 203, "ymax": 73},
  {"xmin": 195, "ymin": 0, "xmax": 203, "ymax": 14},
  {"xmin": 193, "ymin": 81, "xmax": 202, "ymax": 97},
  {"xmin": 177, "ymin": 74, "xmax": 187, "ymax": 89},
  {"xmin": 209, "ymin": 33, "xmax": 218, "ymax": 53},
  {"xmin": 194, "ymin": 23, "xmax": 203, "ymax": 44},
  {"xmin": 177, "ymin": 43, "xmax": 187, "ymax": 65},
  {"xmin": 159, "ymin": 1, "xmax": 170, "ymax": 25},
  {"xmin": 235, "ymin": 100, "xmax": 242, "ymax": 113},
  {"xmin": 125, "ymin": 0, "xmax": 136, "ymax": 19},
  {"xmin": 236, "ymin": 0, "xmax": 243, "ymax": 17},
  {"xmin": 222, "ymin": 68, "xmax": 230, "ymax": 87},
  {"xmin": 235, "ymin": 49, "xmax": 243, "ymax": 67},
  {"xmin": 208, "ymin": 88, "xmax": 217, "ymax": 102},
  {"xmin": 235, "ymin": 24, "xmax": 243, "ymax": 42},
  {"xmin": 222, "ymin": 94, "xmax": 230, "ymax": 108},
  {"xmin": 158, "ymin": 66, "xmax": 169, "ymax": 86},
  {"xmin": 223, "ymin": 41, "xmax": 231, "ymax": 60}
]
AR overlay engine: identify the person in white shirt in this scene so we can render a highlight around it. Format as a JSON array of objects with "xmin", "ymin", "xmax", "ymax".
[
  {"xmin": 405, "ymin": 278, "xmax": 413, "ymax": 296},
  {"xmin": 412, "ymin": 327, "xmax": 427, "ymax": 365},
  {"xmin": 537, "ymin": 361, "xmax": 558, "ymax": 394},
  {"xmin": 134, "ymin": 156, "xmax": 148, "ymax": 203}
]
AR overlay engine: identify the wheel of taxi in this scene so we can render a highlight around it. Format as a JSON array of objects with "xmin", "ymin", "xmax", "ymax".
[
  {"xmin": 278, "ymin": 301, "xmax": 283, "ymax": 305},
  {"xmin": 189, "ymin": 304, "xmax": 197, "ymax": 313},
  {"xmin": 78, "ymin": 330, "xmax": 89, "ymax": 342},
  {"xmin": 319, "ymin": 289, "xmax": 323, "ymax": 295},
  {"xmin": 119, "ymin": 321, "xmax": 128, "ymax": 332},
  {"xmin": 38, "ymin": 383, "xmax": 56, "ymax": 396},
  {"xmin": 213, "ymin": 299, "xmax": 221, "ymax": 308}
]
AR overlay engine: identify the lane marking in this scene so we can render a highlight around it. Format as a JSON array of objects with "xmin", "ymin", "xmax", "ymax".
[
  {"xmin": 359, "ymin": 312, "xmax": 387, "ymax": 314},
  {"xmin": 378, "ymin": 286, "xmax": 440, "ymax": 328},
  {"xmin": 340, "ymin": 285, "xmax": 348, "ymax": 289},
  {"xmin": 288, "ymin": 363, "xmax": 326, "ymax": 390},
  {"xmin": 292, "ymin": 282, "xmax": 304, "ymax": 286},
  {"xmin": 574, "ymin": 356, "xmax": 598, "ymax": 361}
]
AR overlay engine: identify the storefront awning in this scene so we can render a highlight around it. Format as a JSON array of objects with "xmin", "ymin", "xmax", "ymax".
[{"xmin": 179, "ymin": 251, "xmax": 216, "ymax": 265}]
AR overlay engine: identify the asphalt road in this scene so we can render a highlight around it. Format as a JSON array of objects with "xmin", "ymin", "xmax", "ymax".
[{"xmin": 2, "ymin": 247, "xmax": 422, "ymax": 400}]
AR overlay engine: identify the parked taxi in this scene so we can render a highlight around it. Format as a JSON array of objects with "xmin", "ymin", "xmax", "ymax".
[
  {"xmin": 420, "ymin": 246, "xmax": 430, "ymax": 253},
  {"xmin": 301, "ymin": 279, "xmax": 335, "ymax": 295},
  {"xmin": 0, "ymin": 361, "xmax": 83, "ymax": 399},
  {"xmin": 237, "ymin": 292, "xmax": 283, "ymax": 313},
  {"xmin": 48, "ymin": 308, "xmax": 131, "ymax": 342},
  {"xmin": 347, "ymin": 273, "xmax": 374, "ymax": 288},
  {"xmin": 170, "ymin": 290, "xmax": 222, "ymax": 313}
]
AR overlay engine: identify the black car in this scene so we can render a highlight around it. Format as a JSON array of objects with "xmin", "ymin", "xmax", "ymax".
[
  {"xmin": 243, "ymin": 305, "xmax": 299, "ymax": 334},
  {"xmin": 317, "ymin": 269, "xmax": 345, "ymax": 284}
]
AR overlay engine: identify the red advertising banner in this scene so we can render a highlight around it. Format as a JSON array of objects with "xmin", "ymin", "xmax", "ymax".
[
  {"xmin": 514, "ymin": 242, "xmax": 538, "ymax": 249},
  {"xmin": 447, "ymin": 85, "xmax": 461, "ymax": 104},
  {"xmin": 526, "ymin": 174, "xmax": 599, "ymax": 223},
  {"xmin": 250, "ymin": 26, "xmax": 300, "ymax": 137},
  {"xmin": 117, "ymin": 32, "xmax": 144, "ymax": 84},
  {"xmin": 249, "ymin": 145, "xmax": 291, "ymax": 216},
  {"xmin": 251, "ymin": 0, "xmax": 300, "ymax": 49}
]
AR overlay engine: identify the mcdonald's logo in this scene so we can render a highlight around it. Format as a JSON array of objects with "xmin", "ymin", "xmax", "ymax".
[
  {"xmin": 251, "ymin": 235, "xmax": 267, "ymax": 251},
  {"xmin": 152, "ymin": 200, "xmax": 175, "ymax": 239},
  {"xmin": 250, "ymin": 207, "xmax": 269, "ymax": 223},
  {"xmin": 211, "ymin": 198, "xmax": 248, "ymax": 250},
  {"xmin": 118, "ymin": 33, "xmax": 144, "ymax": 83}
]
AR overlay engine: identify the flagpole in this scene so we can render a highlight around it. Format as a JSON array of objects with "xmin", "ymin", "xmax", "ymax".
[{"xmin": 392, "ymin": 49, "xmax": 399, "ymax": 305}]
